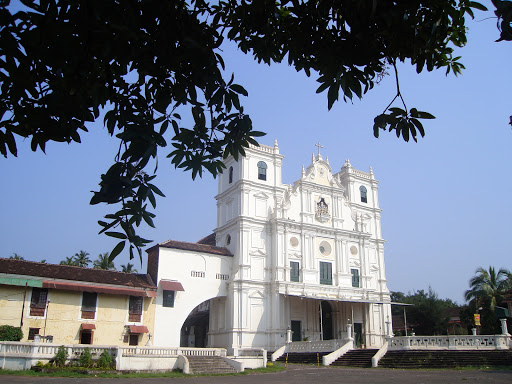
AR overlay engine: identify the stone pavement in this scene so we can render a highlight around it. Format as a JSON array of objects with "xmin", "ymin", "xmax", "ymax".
[{"xmin": 1, "ymin": 365, "xmax": 512, "ymax": 384}]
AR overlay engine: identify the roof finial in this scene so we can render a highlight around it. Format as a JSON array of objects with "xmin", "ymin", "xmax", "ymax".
[{"xmin": 315, "ymin": 141, "xmax": 323, "ymax": 157}]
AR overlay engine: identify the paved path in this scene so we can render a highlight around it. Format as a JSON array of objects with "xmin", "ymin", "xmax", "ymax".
[{"xmin": 1, "ymin": 365, "xmax": 512, "ymax": 384}]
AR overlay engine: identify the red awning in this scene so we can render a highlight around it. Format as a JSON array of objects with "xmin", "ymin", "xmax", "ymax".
[
  {"xmin": 81, "ymin": 323, "xmax": 96, "ymax": 330},
  {"xmin": 160, "ymin": 280, "xmax": 184, "ymax": 291},
  {"xmin": 43, "ymin": 281, "xmax": 156, "ymax": 297},
  {"xmin": 129, "ymin": 325, "xmax": 149, "ymax": 334}
]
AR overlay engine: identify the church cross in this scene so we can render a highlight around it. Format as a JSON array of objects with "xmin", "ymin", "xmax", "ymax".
[{"xmin": 315, "ymin": 141, "xmax": 323, "ymax": 157}]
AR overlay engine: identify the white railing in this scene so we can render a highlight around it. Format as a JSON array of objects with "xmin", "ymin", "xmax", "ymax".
[
  {"xmin": 388, "ymin": 335, "xmax": 511, "ymax": 350},
  {"xmin": 0, "ymin": 341, "xmax": 226, "ymax": 359},
  {"xmin": 371, "ymin": 341, "xmax": 388, "ymax": 367},
  {"xmin": 0, "ymin": 342, "xmax": 118, "ymax": 357},
  {"xmin": 121, "ymin": 346, "xmax": 180, "ymax": 356},
  {"xmin": 286, "ymin": 339, "xmax": 345, "ymax": 353},
  {"xmin": 249, "ymin": 142, "xmax": 275, "ymax": 153},
  {"xmin": 233, "ymin": 348, "xmax": 266, "ymax": 357},
  {"xmin": 0, "ymin": 342, "xmax": 234, "ymax": 371},
  {"xmin": 179, "ymin": 347, "xmax": 227, "ymax": 357}
]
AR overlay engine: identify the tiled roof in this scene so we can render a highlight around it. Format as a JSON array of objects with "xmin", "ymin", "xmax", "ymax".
[
  {"xmin": 0, "ymin": 258, "xmax": 156, "ymax": 289},
  {"xmin": 158, "ymin": 239, "xmax": 232, "ymax": 257},
  {"xmin": 197, "ymin": 233, "xmax": 216, "ymax": 246}
]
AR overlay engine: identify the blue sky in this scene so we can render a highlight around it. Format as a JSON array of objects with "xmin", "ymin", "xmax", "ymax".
[{"xmin": 1, "ymin": 1, "xmax": 511, "ymax": 303}]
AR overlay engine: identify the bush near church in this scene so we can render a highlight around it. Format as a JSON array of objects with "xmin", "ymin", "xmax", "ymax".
[{"xmin": 0, "ymin": 325, "xmax": 23, "ymax": 341}]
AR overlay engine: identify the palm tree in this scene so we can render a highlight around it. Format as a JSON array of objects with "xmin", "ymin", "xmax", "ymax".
[
  {"xmin": 9, "ymin": 253, "xmax": 24, "ymax": 260},
  {"xmin": 93, "ymin": 252, "xmax": 115, "ymax": 270},
  {"xmin": 60, "ymin": 256, "xmax": 78, "ymax": 266},
  {"xmin": 74, "ymin": 250, "xmax": 91, "ymax": 268},
  {"xmin": 464, "ymin": 266, "xmax": 512, "ymax": 311},
  {"xmin": 121, "ymin": 263, "xmax": 137, "ymax": 273}
]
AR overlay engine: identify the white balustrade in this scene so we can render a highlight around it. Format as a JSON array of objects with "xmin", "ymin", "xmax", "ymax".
[{"xmin": 388, "ymin": 335, "xmax": 512, "ymax": 350}]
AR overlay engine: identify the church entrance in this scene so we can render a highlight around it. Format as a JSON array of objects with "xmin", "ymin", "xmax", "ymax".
[
  {"xmin": 180, "ymin": 300, "xmax": 210, "ymax": 348},
  {"xmin": 320, "ymin": 301, "xmax": 333, "ymax": 340},
  {"xmin": 291, "ymin": 320, "xmax": 302, "ymax": 341},
  {"xmin": 354, "ymin": 322, "xmax": 363, "ymax": 348}
]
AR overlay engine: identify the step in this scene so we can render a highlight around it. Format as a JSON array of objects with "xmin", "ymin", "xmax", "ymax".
[
  {"xmin": 186, "ymin": 356, "xmax": 238, "ymax": 374},
  {"xmin": 379, "ymin": 350, "xmax": 512, "ymax": 369},
  {"xmin": 330, "ymin": 349, "xmax": 378, "ymax": 368}
]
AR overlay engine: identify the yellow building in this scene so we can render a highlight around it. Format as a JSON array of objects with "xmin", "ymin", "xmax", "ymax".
[{"xmin": 0, "ymin": 258, "xmax": 156, "ymax": 346}]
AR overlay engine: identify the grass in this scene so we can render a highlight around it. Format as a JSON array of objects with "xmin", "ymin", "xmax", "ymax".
[{"xmin": 0, "ymin": 363, "xmax": 286, "ymax": 378}]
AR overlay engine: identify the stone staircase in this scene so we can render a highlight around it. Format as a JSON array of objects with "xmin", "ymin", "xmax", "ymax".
[
  {"xmin": 330, "ymin": 349, "xmax": 379, "ymax": 368},
  {"xmin": 378, "ymin": 350, "xmax": 512, "ymax": 369},
  {"xmin": 276, "ymin": 352, "xmax": 329, "ymax": 365},
  {"xmin": 186, "ymin": 356, "xmax": 238, "ymax": 374}
]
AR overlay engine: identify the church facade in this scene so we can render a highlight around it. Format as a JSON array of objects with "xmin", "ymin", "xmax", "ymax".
[{"xmin": 149, "ymin": 141, "xmax": 392, "ymax": 352}]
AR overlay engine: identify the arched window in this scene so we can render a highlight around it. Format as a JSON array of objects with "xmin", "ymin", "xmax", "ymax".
[
  {"xmin": 360, "ymin": 186, "xmax": 367, "ymax": 203},
  {"xmin": 257, "ymin": 161, "xmax": 267, "ymax": 181},
  {"xmin": 226, "ymin": 234, "xmax": 231, "ymax": 246},
  {"xmin": 228, "ymin": 166, "xmax": 233, "ymax": 184}
]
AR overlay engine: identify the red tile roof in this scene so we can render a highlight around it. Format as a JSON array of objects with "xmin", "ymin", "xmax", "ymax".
[
  {"xmin": 157, "ymin": 238, "xmax": 232, "ymax": 257},
  {"xmin": 0, "ymin": 258, "xmax": 156, "ymax": 290},
  {"xmin": 197, "ymin": 233, "xmax": 216, "ymax": 246}
]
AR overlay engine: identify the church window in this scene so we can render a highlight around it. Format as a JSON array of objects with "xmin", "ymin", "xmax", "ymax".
[
  {"xmin": 360, "ymin": 186, "xmax": 367, "ymax": 203},
  {"xmin": 226, "ymin": 234, "xmax": 231, "ymax": 246},
  {"xmin": 319, "ymin": 241, "xmax": 331, "ymax": 256},
  {"xmin": 229, "ymin": 166, "xmax": 233, "ymax": 184},
  {"xmin": 30, "ymin": 288, "xmax": 48, "ymax": 317},
  {"xmin": 351, "ymin": 269, "xmax": 360, "ymax": 288},
  {"xmin": 163, "ymin": 290, "xmax": 175, "ymax": 307},
  {"xmin": 257, "ymin": 161, "xmax": 267, "ymax": 181},
  {"xmin": 128, "ymin": 296, "xmax": 143, "ymax": 322},
  {"xmin": 290, "ymin": 261, "xmax": 300, "ymax": 282},
  {"xmin": 81, "ymin": 292, "xmax": 97, "ymax": 319},
  {"xmin": 319, "ymin": 262, "xmax": 332, "ymax": 285}
]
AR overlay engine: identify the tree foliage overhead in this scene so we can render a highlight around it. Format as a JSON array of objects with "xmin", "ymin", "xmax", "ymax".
[{"xmin": 0, "ymin": 0, "xmax": 488, "ymax": 261}]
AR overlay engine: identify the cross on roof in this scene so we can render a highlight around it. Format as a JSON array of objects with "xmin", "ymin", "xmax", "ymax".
[{"xmin": 315, "ymin": 141, "xmax": 323, "ymax": 157}]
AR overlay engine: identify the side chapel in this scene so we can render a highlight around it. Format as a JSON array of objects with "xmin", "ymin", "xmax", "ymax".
[{"xmin": 148, "ymin": 141, "xmax": 392, "ymax": 353}]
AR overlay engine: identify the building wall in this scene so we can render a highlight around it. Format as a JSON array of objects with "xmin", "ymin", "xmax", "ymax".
[
  {"xmin": 153, "ymin": 248, "xmax": 232, "ymax": 347},
  {"xmin": 0, "ymin": 285, "xmax": 155, "ymax": 346}
]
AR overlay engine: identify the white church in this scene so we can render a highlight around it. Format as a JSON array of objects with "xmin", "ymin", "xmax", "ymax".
[{"xmin": 147, "ymin": 141, "xmax": 392, "ymax": 353}]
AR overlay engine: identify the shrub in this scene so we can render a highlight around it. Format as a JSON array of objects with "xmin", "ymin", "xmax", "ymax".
[
  {"xmin": 0, "ymin": 325, "xmax": 23, "ymax": 341},
  {"xmin": 97, "ymin": 350, "xmax": 114, "ymax": 369},
  {"xmin": 54, "ymin": 346, "xmax": 68, "ymax": 367},
  {"xmin": 79, "ymin": 347, "xmax": 92, "ymax": 368}
]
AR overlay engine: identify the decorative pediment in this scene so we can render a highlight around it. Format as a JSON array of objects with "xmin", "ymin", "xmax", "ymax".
[
  {"xmin": 288, "ymin": 252, "xmax": 302, "ymax": 259},
  {"xmin": 350, "ymin": 260, "xmax": 361, "ymax": 267},
  {"xmin": 249, "ymin": 249, "xmax": 266, "ymax": 257},
  {"xmin": 249, "ymin": 290, "xmax": 265, "ymax": 299},
  {"xmin": 254, "ymin": 191, "xmax": 269, "ymax": 199},
  {"xmin": 370, "ymin": 265, "xmax": 379, "ymax": 272}
]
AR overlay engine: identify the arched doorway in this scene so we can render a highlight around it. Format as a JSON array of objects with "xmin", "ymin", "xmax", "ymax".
[
  {"xmin": 321, "ymin": 301, "xmax": 333, "ymax": 340},
  {"xmin": 180, "ymin": 300, "xmax": 210, "ymax": 348}
]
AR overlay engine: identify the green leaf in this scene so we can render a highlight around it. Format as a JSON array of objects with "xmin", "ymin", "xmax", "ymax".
[
  {"xmin": 109, "ymin": 241, "xmax": 125, "ymax": 261},
  {"xmin": 230, "ymin": 84, "xmax": 248, "ymax": 96},
  {"xmin": 468, "ymin": 2, "xmax": 487, "ymax": 11},
  {"xmin": 417, "ymin": 111, "xmax": 436, "ymax": 119},
  {"xmin": 105, "ymin": 231, "xmax": 127, "ymax": 239}
]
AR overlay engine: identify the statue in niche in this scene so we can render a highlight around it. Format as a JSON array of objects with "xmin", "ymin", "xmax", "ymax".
[{"xmin": 316, "ymin": 198, "xmax": 329, "ymax": 223}]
